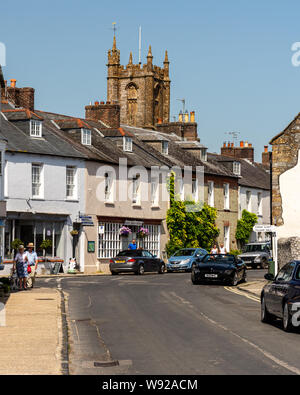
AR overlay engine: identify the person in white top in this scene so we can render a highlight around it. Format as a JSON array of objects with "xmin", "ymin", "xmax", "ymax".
[
  {"xmin": 219, "ymin": 243, "xmax": 227, "ymax": 255},
  {"xmin": 210, "ymin": 245, "xmax": 219, "ymax": 255}
]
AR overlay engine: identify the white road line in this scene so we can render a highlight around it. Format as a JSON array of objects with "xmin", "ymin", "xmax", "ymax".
[{"xmin": 166, "ymin": 291, "xmax": 300, "ymax": 375}]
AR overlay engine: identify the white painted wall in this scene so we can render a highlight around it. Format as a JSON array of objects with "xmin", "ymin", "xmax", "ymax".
[
  {"xmin": 5, "ymin": 152, "xmax": 86, "ymax": 269},
  {"xmin": 239, "ymin": 186, "xmax": 270, "ymax": 242},
  {"xmin": 277, "ymin": 150, "xmax": 300, "ymax": 239}
]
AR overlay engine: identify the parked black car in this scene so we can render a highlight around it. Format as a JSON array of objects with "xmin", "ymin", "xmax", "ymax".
[
  {"xmin": 110, "ymin": 250, "xmax": 165, "ymax": 275},
  {"xmin": 261, "ymin": 261, "xmax": 300, "ymax": 332},
  {"xmin": 191, "ymin": 254, "xmax": 247, "ymax": 286}
]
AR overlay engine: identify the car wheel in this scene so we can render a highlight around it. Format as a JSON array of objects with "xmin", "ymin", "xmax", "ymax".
[
  {"xmin": 191, "ymin": 270, "xmax": 200, "ymax": 285},
  {"xmin": 158, "ymin": 264, "xmax": 165, "ymax": 274},
  {"xmin": 261, "ymin": 258, "xmax": 269, "ymax": 270},
  {"xmin": 137, "ymin": 265, "xmax": 145, "ymax": 275},
  {"xmin": 261, "ymin": 296, "xmax": 273, "ymax": 324},
  {"xmin": 283, "ymin": 302, "xmax": 293, "ymax": 332},
  {"xmin": 231, "ymin": 272, "xmax": 239, "ymax": 286},
  {"xmin": 241, "ymin": 270, "xmax": 247, "ymax": 283}
]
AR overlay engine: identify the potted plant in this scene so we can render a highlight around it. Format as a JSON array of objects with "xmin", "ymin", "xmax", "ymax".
[
  {"xmin": 120, "ymin": 226, "xmax": 132, "ymax": 237},
  {"xmin": 40, "ymin": 239, "xmax": 52, "ymax": 256},
  {"xmin": 11, "ymin": 239, "xmax": 24, "ymax": 256},
  {"xmin": 137, "ymin": 227, "xmax": 149, "ymax": 239},
  {"xmin": 70, "ymin": 230, "xmax": 79, "ymax": 236}
]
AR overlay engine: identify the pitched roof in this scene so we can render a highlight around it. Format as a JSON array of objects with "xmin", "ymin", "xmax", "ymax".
[
  {"xmin": 0, "ymin": 116, "xmax": 87, "ymax": 159},
  {"xmin": 208, "ymin": 153, "xmax": 270, "ymax": 190},
  {"xmin": 2, "ymin": 109, "xmax": 43, "ymax": 121}
]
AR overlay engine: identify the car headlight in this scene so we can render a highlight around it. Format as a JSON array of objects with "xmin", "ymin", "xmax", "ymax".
[
  {"xmin": 254, "ymin": 256, "xmax": 261, "ymax": 263},
  {"xmin": 181, "ymin": 259, "xmax": 191, "ymax": 265}
]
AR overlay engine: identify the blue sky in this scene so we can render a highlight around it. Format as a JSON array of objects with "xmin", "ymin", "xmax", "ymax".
[{"xmin": 1, "ymin": 0, "xmax": 300, "ymax": 160}]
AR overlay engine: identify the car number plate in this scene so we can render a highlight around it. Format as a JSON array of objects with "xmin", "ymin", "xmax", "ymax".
[
  {"xmin": 115, "ymin": 260, "xmax": 126, "ymax": 264},
  {"xmin": 205, "ymin": 274, "xmax": 218, "ymax": 278}
]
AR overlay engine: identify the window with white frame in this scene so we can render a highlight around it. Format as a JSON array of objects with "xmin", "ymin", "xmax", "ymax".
[
  {"xmin": 151, "ymin": 177, "xmax": 159, "ymax": 206},
  {"xmin": 123, "ymin": 136, "xmax": 133, "ymax": 152},
  {"xmin": 142, "ymin": 225, "xmax": 160, "ymax": 257},
  {"xmin": 224, "ymin": 226, "xmax": 230, "ymax": 252},
  {"xmin": 224, "ymin": 183, "xmax": 230, "ymax": 210},
  {"xmin": 104, "ymin": 172, "xmax": 114, "ymax": 203},
  {"xmin": 162, "ymin": 141, "xmax": 169, "ymax": 155},
  {"xmin": 98, "ymin": 222, "xmax": 122, "ymax": 258},
  {"xmin": 246, "ymin": 190, "xmax": 252, "ymax": 212},
  {"xmin": 257, "ymin": 192, "xmax": 262, "ymax": 216},
  {"xmin": 66, "ymin": 166, "xmax": 77, "ymax": 199},
  {"xmin": 192, "ymin": 178, "xmax": 198, "ymax": 201},
  {"xmin": 233, "ymin": 161, "xmax": 241, "ymax": 176},
  {"xmin": 208, "ymin": 181, "xmax": 214, "ymax": 207},
  {"xmin": 132, "ymin": 175, "xmax": 141, "ymax": 204},
  {"xmin": 81, "ymin": 129, "xmax": 91, "ymax": 145},
  {"xmin": 4, "ymin": 160, "xmax": 8, "ymax": 197},
  {"xmin": 200, "ymin": 148, "xmax": 207, "ymax": 162},
  {"xmin": 32, "ymin": 163, "xmax": 43, "ymax": 198},
  {"xmin": 30, "ymin": 120, "xmax": 42, "ymax": 137}
]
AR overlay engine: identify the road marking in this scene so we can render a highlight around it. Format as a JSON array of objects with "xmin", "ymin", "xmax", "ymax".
[
  {"xmin": 224, "ymin": 286, "xmax": 260, "ymax": 303},
  {"xmin": 165, "ymin": 291, "xmax": 300, "ymax": 375}
]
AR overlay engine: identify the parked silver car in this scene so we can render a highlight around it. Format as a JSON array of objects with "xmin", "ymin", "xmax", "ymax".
[{"xmin": 239, "ymin": 242, "xmax": 271, "ymax": 269}]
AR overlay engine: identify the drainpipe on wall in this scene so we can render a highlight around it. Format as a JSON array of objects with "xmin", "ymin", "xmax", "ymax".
[{"xmin": 270, "ymin": 151, "xmax": 273, "ymax": 225}]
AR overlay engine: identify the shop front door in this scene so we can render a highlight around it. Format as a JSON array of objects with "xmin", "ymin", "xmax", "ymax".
[{"xmin": 20, "ymin": 225, "xmax": 34, "ymax": 248}]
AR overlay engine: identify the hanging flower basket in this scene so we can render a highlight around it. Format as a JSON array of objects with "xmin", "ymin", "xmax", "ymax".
[
  {"xmin": 70, "ymin": 230, "xmax": 79, "ymax": 236},
  {"xmin": 137, "ymin": 227, "xmax": 149, "ymax": 239},
  {"xmin": 120, "ymin": 226, "xmax": 132, "ymax": 237}
]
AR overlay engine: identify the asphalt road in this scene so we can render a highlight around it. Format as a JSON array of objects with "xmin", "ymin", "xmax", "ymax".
[{"xmin": 39, "ymin": 269, "xmax": 300, "ymax": 375}]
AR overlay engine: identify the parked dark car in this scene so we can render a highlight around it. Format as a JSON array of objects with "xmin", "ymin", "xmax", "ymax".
[
  {"xmin": 191, "ymin": 254, "xmax": 247, "ymax": 286},
  {"xmin": 239, "ymin": 242, "xmax": 271, "ymax": 269},
  {"xmin": 110, "ymin": 250, "xmax": 165, "ymax": 275},
  {"xmin": 261, "ymin": 261, "xmax": 300, "ymax": 332},
  {"xmin": 0, "ymin": 264, "xmax": 3, "ymax": 271}
]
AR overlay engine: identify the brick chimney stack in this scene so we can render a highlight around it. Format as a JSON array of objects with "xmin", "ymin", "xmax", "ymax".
[
  {"xmin": 221, "ymin": 141, "xmax": 254, "ymax": 162},
  {"xmin": 85, "ymin": 101, "xmax": 120, "ymax": 129},
  {"xmin": 6, "ymin": 79, "xmax": 35, "ymax": 111},
  {"xmin": 262, "ymin": 145, "xmax": 271, "ymax": 167}
]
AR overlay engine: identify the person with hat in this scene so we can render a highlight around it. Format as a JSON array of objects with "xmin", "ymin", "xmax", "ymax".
[
  {"xmin": 13, "ymin": 245, "xmax": 28, "ymax": 290},
  {"xmin": 25, "ymin": 242, "xmax": 39, "ymax": 288}
]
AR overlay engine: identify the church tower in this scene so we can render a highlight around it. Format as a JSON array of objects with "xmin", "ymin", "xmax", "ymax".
[{"xmin": 107, "ymin": 37, "xmax": 171, "ymax": 130}]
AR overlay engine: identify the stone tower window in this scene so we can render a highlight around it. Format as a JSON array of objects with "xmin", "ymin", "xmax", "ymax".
[
  {"xmin": 127, "ymin": 83, "xmax": 138, "ymax": 126},
  {"xmin": 154, "ymin": 84, "xmax": 162, "ymax": 124}
]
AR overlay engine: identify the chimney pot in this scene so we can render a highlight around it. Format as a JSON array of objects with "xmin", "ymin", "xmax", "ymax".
[
  {"xmin": 231, "ymin": 142, "xmax": 234, "ymax": 148},
  {"xmin": 240, "ymin": 141, "xmax": 244, "ymax": 148},
  {"xmin": 10, "ymin": 79, "xmax": 17, "ymax": 88},
  {"xmin": 106, "ymin": 101, "xmax": 111, "ymax": 105},
  {"xmin": 94, "ymin": 101, "xmax": 99, "ymax": 106},
  {"xmin": 264, "ymin": 146, "xmax": 268, "ymax": 153},
  {"xmin": 249, "ymin": 143, "xmax": 252, "ymax": 148},
  {"xmin": 223, "ymin": 142, "xmax": 226, "ymax": 148},
  {"xmin": 100, "ymin": 101, "xmax": 105, "ymax": 105}
]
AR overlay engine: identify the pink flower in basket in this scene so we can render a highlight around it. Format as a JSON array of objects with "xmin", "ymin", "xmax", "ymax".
[
  {"xmin": 137, "ymin": 227, "xmax": 149, "ymax": 238},
  {"xmin": 120, "ymin": 226, "xmax": 132, "ymax": 236}
]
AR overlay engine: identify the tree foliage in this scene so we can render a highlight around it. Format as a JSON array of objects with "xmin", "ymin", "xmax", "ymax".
[
  {"xmin": 166, "ymin": 172, "xmax": 220, "ymax": 256},
  {"xmin": 235, "ymin": 210, "xmax": 258, "ymax": 246}
]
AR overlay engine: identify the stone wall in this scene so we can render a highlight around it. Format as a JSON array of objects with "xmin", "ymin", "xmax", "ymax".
[
  {"xmin": 278, "ymin": 237, "xmax": 300, "ymax": 269},
  {"xmin": 270, "ymin": 115, "xmax": 300, "ymax": 226}
]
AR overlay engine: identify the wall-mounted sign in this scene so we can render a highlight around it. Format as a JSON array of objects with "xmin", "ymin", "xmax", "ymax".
[
  {"xmin": 99, "ymin": 225, "xmax": 105, "ymax": 235},
  {"xmin": 253, "ymin": 225, "xmax": 277, "ymax": 233},
  {"xmin": 124, "ymin": 220, "xmax": 143, "ymax": 226},
  {"xmin": 88, "ymin": 241, "xmax": 95, "ymax": 253},
  {"xmin": 77, "ymin": 214, "xmax": 94, "ymax": 227}
]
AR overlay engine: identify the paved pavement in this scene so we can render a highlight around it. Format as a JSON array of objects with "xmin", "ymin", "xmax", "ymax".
[
  {"xmin": 38, "ymin": 268, "xmax": 300, "ymax": 375},
  {"xmin": 0, "ymin": 286, "xmax": 63, "ymax": 375}
]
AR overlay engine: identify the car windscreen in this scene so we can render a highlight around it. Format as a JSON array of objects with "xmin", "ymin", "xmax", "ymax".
[
  {"xmin": 116, "ymin": 250, "xmax": 142, "ymax": 257},
  {"xmin": 243, "ymin": 244, "xmax": 267, "ymax": 253},
  {"xmin": 202, "ymin": 255, "xmax": 235, "ymax": 264},
  {"xmin": 173, "ymin": 249, "xmax": 195, "ymax": 257}
]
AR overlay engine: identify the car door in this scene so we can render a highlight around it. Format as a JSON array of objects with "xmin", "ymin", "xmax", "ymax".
[
  {"xmin": 273, "ymin": 262, "xmax": 296, "ymax": 316},
  {"xmin": 142, "ymin": 251, "xmax": 153, "ymax": 272}
]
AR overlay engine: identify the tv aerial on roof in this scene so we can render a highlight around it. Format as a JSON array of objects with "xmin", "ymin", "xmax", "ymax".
[{"xmin": 225, "ymin": 131, "xmax": 240, "ymax": 144}]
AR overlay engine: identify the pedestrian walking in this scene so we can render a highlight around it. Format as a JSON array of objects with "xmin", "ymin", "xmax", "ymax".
[
  {"xmin": 25, "ymin": 242, "xmax": 39, "ymax": 288},
  {"xmin": 13, "ymin": 245, "xmax": 28, "ymax": 290},
  {"xmin": 210, "ymin": 244, "xmax": 219, "ymax": 255},
  {"xmin": 219, "ymin": 243, "xmax": 227, "ymax": 255}
]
